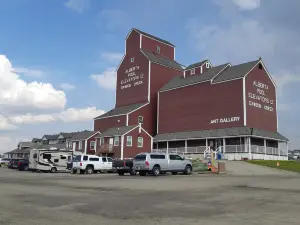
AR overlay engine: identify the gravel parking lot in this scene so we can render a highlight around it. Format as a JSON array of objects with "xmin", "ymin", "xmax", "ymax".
[{"xmin": 1, "ymin": 166, "xmax": 300, "ymax": 225}]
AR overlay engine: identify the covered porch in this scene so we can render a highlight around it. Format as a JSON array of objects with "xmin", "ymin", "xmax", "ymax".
[{"xmin": 153, "ymin": 127, "xmax": 288, "ymax": 160}]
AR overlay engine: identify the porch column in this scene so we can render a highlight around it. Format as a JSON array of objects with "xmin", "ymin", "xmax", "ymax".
[
  {"xmin": 223, "ymin": 138, "xmax": 226, "ymax": 154},
  {"xmin": 166, "ymin": 141, "xmax": 169, "ymax": 154},
  {"xmin": 185, "ymin": 140, "xmax": 187, "ymax": 153},
  {"xmin": 249, "ymin": 137, "xmax": 252, "ymax": 159},
  {"xmin": 264, "ymin": 139, "xmax": 267, "ymax": 156},
  {"xmin": 120, "ymin": 135, "xmax": 124, "ymax": 160},
  {"xmin": 206, "ymin": 139, "xmax": 208, "ymax": 149},
  {"xmin": 286, "ymin": 141, "xmax": 289, "ymax": 157}
]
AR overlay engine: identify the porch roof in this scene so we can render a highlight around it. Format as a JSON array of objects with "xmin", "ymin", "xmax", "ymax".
[
  {"xmin": 96, "ymin": 125, "xmax": 138, "ymax": 137},
  {"xmin": 154, "ymin": 127, "xmax": 288, "ymax": 142}
]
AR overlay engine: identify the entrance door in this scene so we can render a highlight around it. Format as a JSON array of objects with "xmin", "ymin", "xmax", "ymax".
[{"xmin": 109, "ymin": 138, "xmax": 113, "ymax": 147}]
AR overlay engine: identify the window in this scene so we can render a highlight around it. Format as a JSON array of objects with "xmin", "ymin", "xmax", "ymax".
[
  {"xmin": 74, "ymin": 155, "xmax": 82, "ymax": 162},
  {"xmin": 83, "ymin": 156, "xmax": 88, "ymax": 161},
  {"xmin": 206, "ymin": 62, "xmax": 210, "ymax": 68},
  {"xmin": 150, "ymin": 154, "xmax": 165, "ymax": 159},
  {"xmin": 100, "ymin": 137, "xmax": 104, "ymax": 146},
  {"xmin": 54, "ymin": 159, "xmax": 59, "ymax": 163},
  {"xmin": 89, "ymin": 157, "xmax": 99, "ymax": 161},
  {"xmin": 126, "ymin": 136, "xmax": 132, "ymax": 147},
  {"xmin": 156, "ymin": 46, "xmax": 160, "ymax": 53},
  {"xmin": 60, "ymin": 156, "xmax": 67, "ymax": 160},
  {"xmin": 169, "ymin": 155, "xmax": 183, "ymax": 160},
  {"xmin": 102, "ymin": 157, "xmax": 107, "ymax": 162},
  {"xmin": 78, "ymin": 141, "xmax": 82, "ymax": 150},
  {"xmin": 114, "ymin": 136, "xmax": 119, "ymax": 146},
  {"xmin": 138, "ymin": 116, "xmax": 143, "ymax": 124},
  {"xmin": 191, "ymin": 68, "xmax": 195, "ymax": 75},
  {"xmin": 33, "ymin": 153, "xmax": 37, "ymax": 159},
  {"xmin": 137, "ymin": 137, "xmax": 143, "ymax": 148},
  {"xmin": 134, "ymin": 154, "xmax": 146, "ymax": 160},
  {"xmin": 107, "ymin": 157, "xmax": 113, "ymax": 162},
  {"xmin": 43, "ymin": 154, "xmax": 51, "ymax": 160},
  {"xmin": 258, "ymin": 63, "xmax": 263, "ymax": 69},
  {"xmin": 90, "ymin": 141, "xmax": 95, "ymax": 150},
  {"xmin": 130, "ymin": 57, "xmax": 134, "ymax": 63}
]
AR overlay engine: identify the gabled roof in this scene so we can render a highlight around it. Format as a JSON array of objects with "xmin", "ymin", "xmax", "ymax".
[
  {"xmin": 42, "ymin": 134, "xmax": 59, "ymax": 140},
  {"xmin": 185, "ymin": 60, "xmax": 209, "ymax": 70},
  {"xmin": 140, "ymin": 50, "xmax": 183, "ymax": 71},
  {"xmin": 59, "ymin": 132, "xmax": 77, "ymax": 139},
  {"xmin": 32, "ymin": 138, "xmax": 42, "ymax": 142},
  {"xmin": 212, "ymin": 60, "xmax": 259, "ymax": 83},
  {"xmin": 98, "ymin": 125, "xmax": 138, "ymax": 137},
  {"xmin": 133, "ymin": 28, "xmax": 175, "ymax": 47},
  {"xmin": 160, "ymin": 63, "xmax": 230, "ymax": 92},
  {"xmin": 70, "ymin": 131, "xmax": 98, "ymax": 141},
  {"xmin": 94, "ymin": 102, "xmax": 148, "ymax": 120},
  {"xmin": 154, "ymin": 127, "xmax": 288, "ymax": 142},
  {"xmin": 18, "ymin": 142, "xmax": 32, "ymax": 147}
]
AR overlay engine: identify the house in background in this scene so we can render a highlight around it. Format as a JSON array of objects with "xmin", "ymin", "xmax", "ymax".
[
  {"xmin": 41, "ymin": 135, "xmax": 59, "ymax": 145},
  {"xmin": 5, "ymin": 141, "xmax": 41, "ymax": 158},
  {"xmin": 31, "ymin": 138, "xmax": 42, "ymax": 144},
  {"xmin": 68, "ymin": 131, "xmax": 100, "ymax": 155}
]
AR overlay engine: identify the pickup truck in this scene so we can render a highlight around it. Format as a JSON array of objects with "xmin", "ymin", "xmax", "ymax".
[
  {"xmin": 72, "ymin": 155, "xmax": 113, "ymax": 174},
  {"xmin": 113, "ymin": 159, "xmax": 136, "ymax": 176}
]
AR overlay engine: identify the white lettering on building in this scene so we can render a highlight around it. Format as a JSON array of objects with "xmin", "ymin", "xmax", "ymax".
[
  {"xmin": 120, "ymin": 65, "xmax": 144, "ymax": 89},
  {"xmin": 210, "ymin": 117, "xmax": 240, "ymax": 124},
  {"xmin": 248, "ymin": 80, "xmax": 274, "ymax": 112}
]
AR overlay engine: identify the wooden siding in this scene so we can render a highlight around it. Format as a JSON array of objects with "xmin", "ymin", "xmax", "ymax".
[
  {"xmin": 86, "ymin": 133, "xmax": 98, "ymax": 155},
  {"xmin": 245, "ymin": 63, "xmax": 277, "ymax": 132},
  {"xmin": 158, "ymin": 79, "xmax": 244, "ymax": 133},
  {"xmin": 141, "ymin": 35, "xmax": 174, "ymax": 60},
  {"xmin": 94, "ymin": 115, "xmax": 126, "ymax": 133}
]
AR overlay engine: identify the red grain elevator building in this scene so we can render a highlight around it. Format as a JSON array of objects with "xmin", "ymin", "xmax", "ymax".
[{"xmin": 94, "ymin": 28, "xmax": 288, "ymax": 160}]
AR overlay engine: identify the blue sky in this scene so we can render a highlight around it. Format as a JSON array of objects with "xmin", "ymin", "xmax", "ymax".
[{"xmin": 0, "ymin": 0, "xmax": 299, "ymax": 152}]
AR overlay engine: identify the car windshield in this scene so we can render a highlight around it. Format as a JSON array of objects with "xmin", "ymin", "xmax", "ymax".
[{"xmin": 73, "ymin": 155, "xmax": 82, "ymax": 162}]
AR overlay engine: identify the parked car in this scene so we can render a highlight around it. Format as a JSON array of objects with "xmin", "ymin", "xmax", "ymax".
[
  {"xmin": 17, "ymin": 159, "xmax": 29, "ymax": 171},
  {"xmin": 0, "ymin": 158, "xmax": 10, "ymax": 167},
  {"xmin": 8, "ymin": 159, "xmax": 19, "ymax": 169},
  {"xmin": 133, "ymin": 153, "xmax": 193, "ymax": 176},
  {"xmin": 113, "ymin": 158, "xmax": 136, "ymax": 176},
  {"xmin": 72, "ymin": 155, "xmax": 113, "ymax": 174}
]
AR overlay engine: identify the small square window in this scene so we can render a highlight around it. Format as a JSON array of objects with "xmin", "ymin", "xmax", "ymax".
[
  {"xmin": 130, "ymin": 57, "xmax": 134, "ymax": 63},
  {"xmin": 206, "ymin": 62, "xmax": 210, "ymax": 68},
  {"xmin": 126, "ymin": 136, "xmax": 132, "ymax": 147},
  {"xmin": 137, "ymin": 137, "xmax": 143, "ymax": 148},
  {"xmin": 90, "ymin": 141, "xmax": 95, "ymax": 150},
  {"xmin": 138, "ymin": 116, "xmax": 143, "ymax": 124},
  {"xmin": 258, "ymin": 63, "xmax": 263, "ymax": 69},
  {"xmin": 114, "ymin": 136, "xmax": 119, "ymax": 146},
  {"xmin": 156, "ymin": 46, "xmax": 160, "ymax": 53},
  {"xmin": 191, "ymin": 68, "xmax": 195, "ymax": 75}
]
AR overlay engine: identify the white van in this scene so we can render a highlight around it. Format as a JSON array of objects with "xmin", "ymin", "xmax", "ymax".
[{"xmin": 72, "ymin": 155, "xmax": 113, "ymax": 174}]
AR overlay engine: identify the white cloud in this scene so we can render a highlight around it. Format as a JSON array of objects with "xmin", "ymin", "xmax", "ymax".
[
  {"xmin": 64, "ymin": 0, "xmax": 90, "ymax": 13},
  {"xmin": 60, "ymin": 83, "xmax": 76, "ymax": 91},
  {"xmin": 7, "ymin": 107, "xmax": 105, "ymax": 125},
  {"xmin": 0, "ymin": 136, "xmax": 20, "ymax": 154},
  {"xmin": 0, "ymin": 115, "xmax": 17, "ymax": 130},
  {"xmin": 231, "ymin": 0, "xmax": 260, "ymax": 10},
  {"xmin": 0, "ymin": 55, "xmax": 66, "ymax": 111},
  {"xmin": 100, "ymin": 52, "xmax": 123, "ymax": 63},
  {"xmin": 12, "ymin": 67, "xmax": 45, "ymax": 77},
  {"xmin": 90, "ymin": 67, "xmax": 116, "ymax": 90}
]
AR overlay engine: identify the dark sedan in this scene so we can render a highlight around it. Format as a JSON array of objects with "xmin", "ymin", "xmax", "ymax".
[{"xmin": 18, "ymin": 159, "xmax": 29, "ymax": 171}]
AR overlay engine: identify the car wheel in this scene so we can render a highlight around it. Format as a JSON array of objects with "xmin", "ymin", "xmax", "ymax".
[
  {"xmin": 86, "ymin": 166, "xmax": 94, "ymax": 174},
  {"xmin": 71, "ymin": 168, "xmax": 77, "ymax": 174},
  {"xmin": 152, "ymin": 166, "xmax": 160, "ymax": 176},
  {"xmin": 172, "ymin": 172, "xmax": 178, "ymax": 175},
  {"xmin": 80, "ymin": 169, "xmax": 85, "ymax": 174},
  {"xmin": 50, "ymin": 167, "xmax": 57, "ymax": 173},
  {"xmin": 24, "ymin": 166, "xmax": 29, "ymax": 171},
  {"xmin": 130, "ymin": 169, "xmax": 137, "ymax": 176},
  {"xmin": 118, "ymin": 171, "xmax": 125, "ymax": 176},
  {"xmin": 184, "ymin": 165, "xmax": 192, "ymax": 175},
  {"xmin": 139, "ymin": 171, "xmax": 146, "ymax": 176}
]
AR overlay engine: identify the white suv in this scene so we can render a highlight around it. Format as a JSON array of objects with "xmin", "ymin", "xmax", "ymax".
[{"xmin": 72, "ymin": 155, "xmax": 113, "ymax": 174}]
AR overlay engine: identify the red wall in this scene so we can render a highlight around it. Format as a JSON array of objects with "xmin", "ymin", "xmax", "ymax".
[
  {"xmin": 141, "ymin": 35, "xmax": 174, "ymax": 60},
  {"xmin": 116, "ymin": 30, "xmax": 149, "ymax": 107},
  {"xmin": 158, "ymin": 79, "xmax": 244, "ymax": 133},
  {"xmin": 185, "ymin": 63, "xmax": 211, "ymax": 78},
  {"xmin": 123, "ymin": 128, "xmax": 152, "ymax": 158},
  {"xmin": 246, "ymin": 64, "xmax": 277, "ymax": 132},
  {"xmin": 94, "ymin": 115, "xmax": 126, "ymax": 133}
]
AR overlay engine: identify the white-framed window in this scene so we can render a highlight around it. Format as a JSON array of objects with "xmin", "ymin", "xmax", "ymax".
[
  {"xmin": 114, "ymin": 136, "xmax": 119, "ymax": 146},
  {"xmin": 78, "ymin": 141, "xmax": 82, "ymax": 150},
  {"xmin": 138, "ymin": 116, "xmax": 143, "ymax": 124},
  {"xmin": 90, "ymin": 141, "xmax": 95, "ymax": 150},
  {"xmin": 206, "ymin": 62, "xmax": 210, "ymax": 68},
  {"xmin": 130, "ymin": 57, "xmax": 134, "ymax": 63},
  {"xmin": 137, "ymin": 137, "xmax": 143, "ymax": 148},
  {"xmin": 191, "ymin": 68, "xmax": 195, "ymax": 75},
  {"xmin": 156, "ymin": 46, "xmax": 160, "ymax": 53},
  {"xmin": 126, "ymin": 136, "xmax": 132, "ymax": 147}
]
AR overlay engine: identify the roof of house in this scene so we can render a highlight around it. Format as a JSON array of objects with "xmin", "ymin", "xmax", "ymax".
[
  {"xmin": 185, "ymin": 60, "xmax": 209, "ymax": 70},
  {"xmin": 32, "ymin": 138, "xmax": 42, "ymax": 142},
  {"xmin": 160, "ymin": 63, "xmax": 230, "ymax": 91},
  {"xmin": 133, "ymin": 28, "xmax": 175, "ymax": 47},
  {"xmin": 141, "ymin": 50, "xmax": 183, "ymax": 71},
  {"xmin": 212, "ymin": 60, "xmax": 259, "ymax": 83},
  {"xmin": 98, "ymin": 125, "xmax": 138, "ymax": 137},
  {"xmin": 59, "ymin": 132, "xmax": 77, "ymax": 139},
  {"xmin": 18, "ymin": 141, "xmax": 33, "ymax": 147},
  {"xmin": 43, "ymin": 134, "xmax": 59, "ymax": 140},
  {"xmin": 154, "ymin": 127, "xmax": 288, "ymax": 142},
  {"xmin": 94, "ymin": 102, "xmax": 148, "ymax": 120},
  {"xmin": 69, "ymin": 131, "xmax": 98, "ymax": 141}
]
